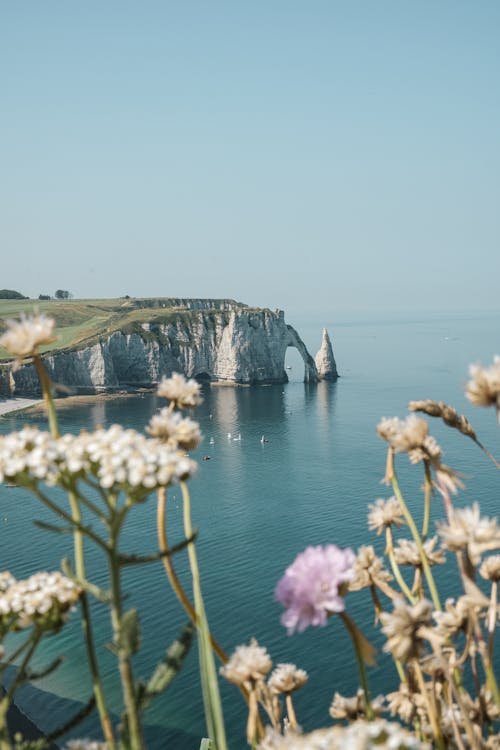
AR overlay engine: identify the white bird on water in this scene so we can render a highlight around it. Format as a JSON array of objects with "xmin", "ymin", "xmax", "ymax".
[
  {"xmin": 233, "ymin": 433, "xmax": 241, "ymax": 441},
  {"xmin": 227, "ymin": 432, "xmax": 231, "ymax": 439}
]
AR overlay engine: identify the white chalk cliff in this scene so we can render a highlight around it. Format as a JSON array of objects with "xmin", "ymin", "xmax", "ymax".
[
  {"xmin": 1, "ymin": 302, "xmax": 339, "ymax": 396},
  {"xmin": 314, "ymin": 328, "xmax": 338, "ymax": 381}
]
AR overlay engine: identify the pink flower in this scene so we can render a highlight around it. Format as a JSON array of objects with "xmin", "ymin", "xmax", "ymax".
[{"xmin": 275, "ymin": 545, "xmax": 355, "ymax": 634}]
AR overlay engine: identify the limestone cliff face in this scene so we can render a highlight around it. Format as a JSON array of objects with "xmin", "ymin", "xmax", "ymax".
[
  {"xmin": 315, "ymin": 328, "xmax": 338, "ymax": 381},
  {"xmin": 3, "ymin": 307, "xmax": 335, "ymax": 396}
]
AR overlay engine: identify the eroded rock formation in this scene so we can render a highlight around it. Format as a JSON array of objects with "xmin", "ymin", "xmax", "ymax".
[
  {"xmin": 314, "ymin": 328, "xmax": 338, "ymax": 381},
  {"xmin": 0, "ymin": 303, "xmax": 338, "ymax": 396}
]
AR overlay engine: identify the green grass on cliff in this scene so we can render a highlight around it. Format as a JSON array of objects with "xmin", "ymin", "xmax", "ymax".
[{"xmin": 0, "ymin": 298, "xmax": 248, "ymax": 361}]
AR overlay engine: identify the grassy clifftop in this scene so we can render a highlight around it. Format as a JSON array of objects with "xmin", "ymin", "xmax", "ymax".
[{"xmin": 0, "ymin": 297, "xmax": 247, "ymax": 361}]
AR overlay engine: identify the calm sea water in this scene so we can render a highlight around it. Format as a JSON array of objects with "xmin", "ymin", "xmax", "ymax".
[{"xmin": 1, "ymin": 310, "xmax": 500, "ymax": 748}]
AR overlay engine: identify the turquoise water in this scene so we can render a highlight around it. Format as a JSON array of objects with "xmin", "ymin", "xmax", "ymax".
[{"xmin": 1, "ymin": 310, "xmax": 499, "ymax": 747}]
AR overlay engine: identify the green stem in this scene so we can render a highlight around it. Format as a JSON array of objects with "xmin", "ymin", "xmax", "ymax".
[
  {"xmin": 422, "ymin": 462, "xmax": 432, "ymax": 541},
  {"xmin": 340, "ymin": 612, "xmax": 374, "ymax": 720},
  {"xmin": 108, "ymin": 508, "xmax": 144, "ymax": 750},
  {"xmin": 385, "ymin": 527, "xmax": 416, "ymax": 604},
  {"xmin": 69, "ymin": 489, "xmax": 115, "ymax": 750},
  {"xmin": 33, "ymin": 355, "xmax": 59, "ymax": 439},
  {"xmin": 181, "ymin": 481, "xmax": 228, "ymax": 749},
  {"xmin": 391, "ymin": 473, "xmax": 442, "ymax": 611}
]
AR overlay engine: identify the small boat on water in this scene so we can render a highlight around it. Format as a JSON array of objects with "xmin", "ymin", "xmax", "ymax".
[{"xmin": 260, "ymin": 435, "xmax": 269, "ymax": 443}]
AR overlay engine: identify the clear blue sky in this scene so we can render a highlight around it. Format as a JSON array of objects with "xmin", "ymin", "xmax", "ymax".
[{"xmin": 2, "ymin": 2, "xmax": 499, "ymax": 314}]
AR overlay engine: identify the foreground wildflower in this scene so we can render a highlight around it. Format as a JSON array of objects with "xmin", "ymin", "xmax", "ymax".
[
  {"xmin": 0, "ymin": 572, "xmax": 16, "ymax": 593},
  {"xmin": 257, "ymin": 719, "xmax": 428, "ymax": 750},
  {"xmin": 275, "ymin": 545, "xmax": 355, "ymax": 634},
  {"xmin": 63, "ymin": 741, "xmax": 108, "ymax": 750},
  {"xmin": 480, "ymin": 555, "xmax": 500, "ymax": 582},
  {"xmin": 0, "ymin": 425, "xmax": 196, "ymax": 497},
  {"xmin": 157, "ymin": 372, "xmax": 203, "ymax": 409},
  {"xmin": 466, "ymin": 356, "xmax": 500, "ymax": 421},
  {"xmin": 0, "ymin": 313, "xmax": 56, "ymax": 359},
  {"xmin": 367, "ymin": 497, "xmax": 405, "ymax": 535},
  {"xmin": 219, "ymin": 638, "xmax": 272, "ymax": 686},
  {"xmin": 393, "ymin": 537, "xmax": 445, "ymax": 568},
  {"xmin": 380, "ymin": 598, "xmax": 435, "ymax": 663},
  {"xmin": 387, "ymin": 682, "xmax": 427, "ymax": 724},
  {"xmin": 0, "ymin": 571, "xmax": 81, "ymax": 632},
  {"xmin": 437, "ymin": 502, "xmax": 500, "ymax": 565},
  {"xmin": 348, "ymin": 545, "xmax": 393, "ymax": 592},
  {"xmin": 268, "ymin": 664, "xmax": 307, "ymax": 695},
  {"xmin": 329, "ymin": 689, "xmax": 385, "ymax": 720}
]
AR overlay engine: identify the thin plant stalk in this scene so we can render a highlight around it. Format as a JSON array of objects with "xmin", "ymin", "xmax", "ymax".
[
  {"xmin": 385, "ymin": 527, "xmax": 416, "ymax": 605},
  {"xmin": 156, "ymin": 487, "xmax": 227, "ymax": 662},
  {"xmin": 422, "ymin": 462, "xmax": 432, "ymax": 541},
  {"xmin": 108, "ymin": 508, "xmax": 144, "ymax": 750},
  {"xmin": 181, "ymin": 481, "xmax": 228, "ymax": 750},
  {"xmin": 390, "ymin": 472, "xmax": 442, "ymax": 612},
  {"xmin": 69, "ymin": 488, "xmax": 115, "ymax": 749},
  {"xmin": 340, "ymin": 612, "xmax": 374, "ymax": 720}
]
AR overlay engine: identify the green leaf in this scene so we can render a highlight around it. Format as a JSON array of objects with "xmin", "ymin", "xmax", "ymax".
[
  {"xmin": 139, "ymin": 622, "xmax": 194, "ymax": 708},
  {"xmin": 33, "ymin": 520, "xmax": 73, "ymax": 534},
  {"xmin": 117, "ymin": 608, "xmax": 140, "ymax": 657}
]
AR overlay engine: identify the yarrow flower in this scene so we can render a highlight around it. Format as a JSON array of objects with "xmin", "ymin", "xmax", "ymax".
[
  {"xmin": 157, "ymin": 373, "xmax": 203, "ymax": 409},
  {"xmin": 146, "ymin": 409, "xmax": 201, "ymax": 450},
  {"xmin": 466, "ymin": 356, "xmax": 500, "ymax": 422},
  {"xmin": 219, "ymin": 638, "xmax": 272, "ymax": 686},
  {"xmin": 0, "ymin": 425, "xmax": 197, "ymax": 498},
  {"xmin": 275, "ymin": 545, "xmax": 355, "ymax": 634},
  {"xmin": 0, "ymin": 571, "xmax": 80, "ymax": 633},
  {"xmin": 267, "ymin": 663, "xmax": 308, "ymax": 695},
  {"xmin": 257, "ymin": 719, "xmax": 427, "ymax": 750},
  {"xmin": 0, "ymin": 313, "xmax": 56, "ymax": 359}
]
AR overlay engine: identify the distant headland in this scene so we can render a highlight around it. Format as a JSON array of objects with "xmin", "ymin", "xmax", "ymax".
[{"xmin": 0, "ymin": 298, "xmax": 338, "ymax": 396}]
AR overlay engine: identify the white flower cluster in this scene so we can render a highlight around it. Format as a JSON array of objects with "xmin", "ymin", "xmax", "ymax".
[
  {"xmin": 63, "ymin": 741, "xmax": 108, "ymax": 750},
  {"xmin": 0, "ymin": 426, "xmax": 63, "ymax": 484},
  {"xmin": 0, "ymin": 571, "xmax": 80, "ymax": 632},
  {"xmin": 0, "ymin": 313, "xmax": 56, "ymax": 358},
  {"xmin": 258, "ymin": 719, "xmax": 428, "ymax": 750},
  {"xmin": 0, "ymin": 424, "xmax": 197, "ymax": 496}
]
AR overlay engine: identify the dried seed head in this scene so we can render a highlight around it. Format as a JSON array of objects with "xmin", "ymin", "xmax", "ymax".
[
  {"xmin": 437, "ymin": 502, "xmax": 500, "ymax": 565},
  {"xmin": 348, "ymin": 545, "xmax": 393, "ymax": 591},
  {"xmin": 267, "ymin": 663, "xmax": 308, "ymax": 694},
  {"xmin": 480, "ymin": 555, "xmax": 500, "ymax": 582},
  {"xmin": 380, "ymin": 598, "xmax": 434, "ymax": 663},
  {"xmin": 329, "ymin": 689, "xmax": 385, "ymax": 720},
  {"xmin": 0, "ymin": 313, "xmax": 56, "ymax": 359},
  {"xmin": 466, "ymin": 357, "xmax": 500, "ymax": 421},
  {"xmin": 408, "ymin": 400, "xmax": 477, "ymax": 441},
  {"xmin": 220, "ymin": 638, "xmax": 272, "ymax": 686},
  {"xmin": 393, "ymin": 537, "xmax": 445, "ymax": 568},
  {"xmin": 367, "ymin": 497, "xmax": 405, "ymax": 535}
]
